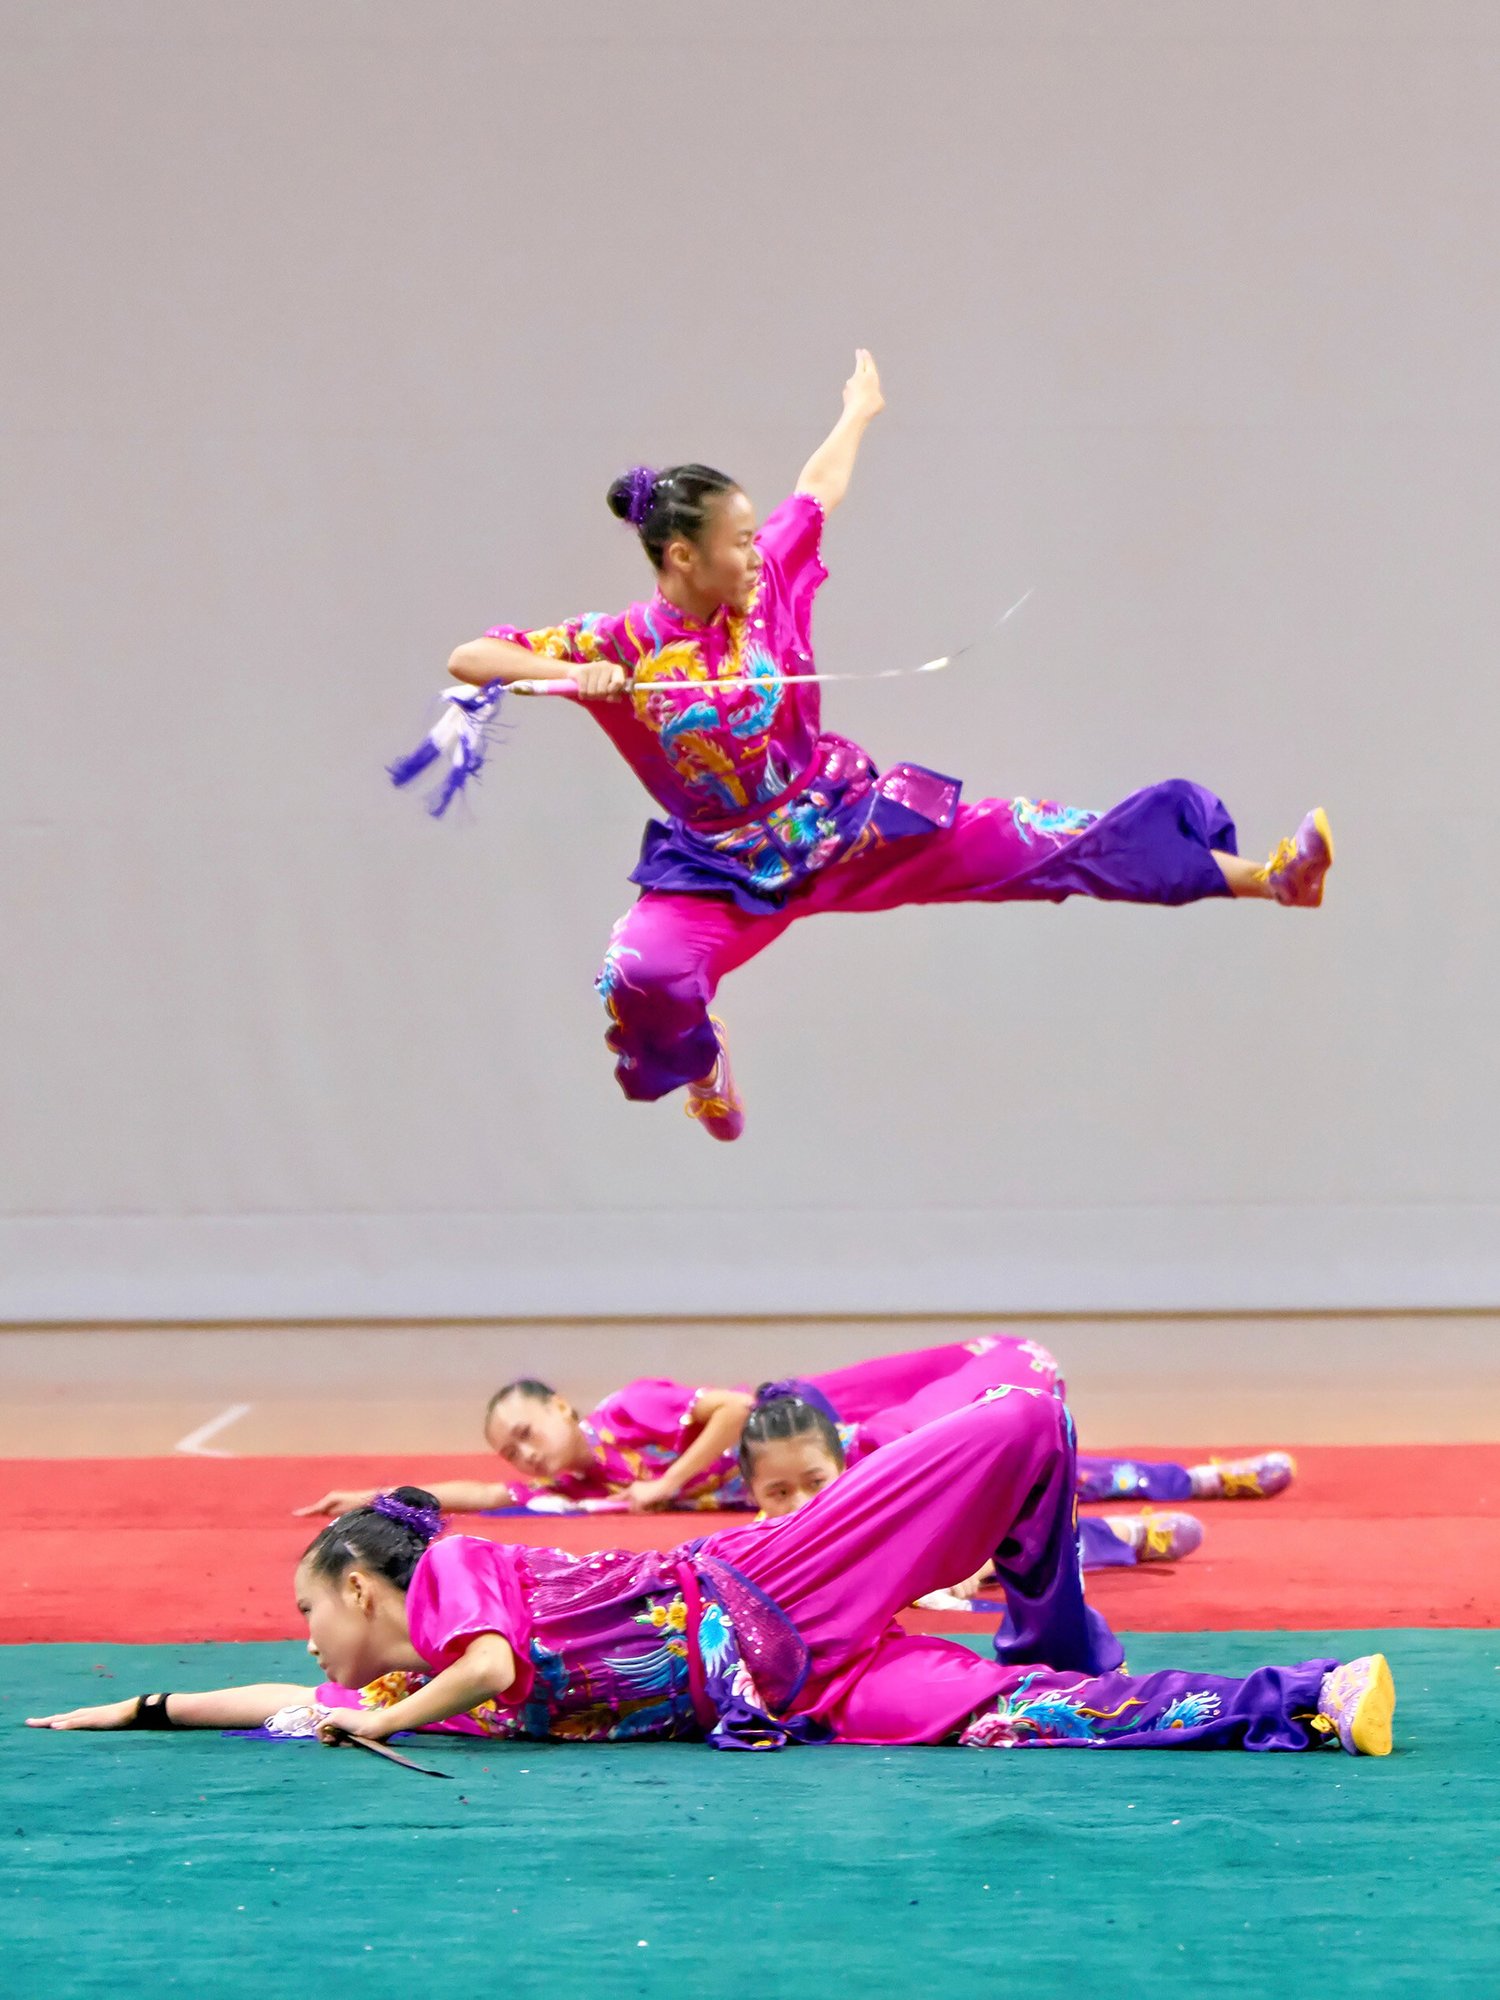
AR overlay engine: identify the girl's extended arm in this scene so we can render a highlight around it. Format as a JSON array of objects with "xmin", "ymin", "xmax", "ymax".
[
  {"xmin": 795, "ymin": 349, "xmax": 885, "ymax": 513},
  {"xmin": 448, "ymin": 636, "xmax": 557, "ymax": 687},
  {"xmin": 292, "ymin": 1479, "xmax": 515, "ymax": 1520},
  {"xmin": 622, "ymin": 1388, "xmax": 755, "ymax": 1510},
  {"xmin": 28, "ymin": 1684, "xmax": 318, "ymax": 1730},
  {"xmin": 321, "ymin": 1634, "xmax": 517, "ymax": 1741},
  {"xmin": 448, "ymin": 636, "xmax": 625, "ymax": 699}
]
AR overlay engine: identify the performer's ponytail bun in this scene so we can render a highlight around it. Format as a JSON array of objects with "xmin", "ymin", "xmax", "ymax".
[
  {"xmin": 606, "ymin": 461, "xmax": 740, "ymax": 568},
  {"xmin": 300, "ymin": 1485, "xmax": 444, "ymax": 1592},
  {"xmin": 607, "ymin": 465, "xmax": 658, "ymax": 526}
]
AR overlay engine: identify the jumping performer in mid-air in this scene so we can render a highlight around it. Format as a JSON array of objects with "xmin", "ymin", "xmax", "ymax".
[{"xmin": 424, "ymin": 350, "xmax": 1332, "ymax": 1138}]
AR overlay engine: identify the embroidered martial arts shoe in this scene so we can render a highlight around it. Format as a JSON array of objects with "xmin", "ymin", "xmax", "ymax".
[
  {"xmin": 1188, "ymin": 1451, "xmax": 1296, "ymax": 1500},
  {"xmin": 1315, "ymin": 1654, "xmax": 1396, "ymax": 1756},
  {"xmin": 1260, "ymin": 807, "xmax": 1334, "ymax": 907},
  {"xmin": 1105, "ymin": 1511, "xmax": 1204, "ymax": 1563},
  {"xmin": 685, "ymin": 1016, "xmax": 746, "ymax": 1142}
]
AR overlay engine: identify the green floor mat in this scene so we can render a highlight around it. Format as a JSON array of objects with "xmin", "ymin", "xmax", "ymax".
[{"xmin": 4, "ymin": 1631, "xmax": 1497, "ymax": 1998}]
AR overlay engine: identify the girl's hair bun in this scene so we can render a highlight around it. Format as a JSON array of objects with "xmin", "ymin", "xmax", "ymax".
[
  {"xmin": 369, "ymin": 1487, "xmax": 444, "ymax": 1545},
  {"xmin": 607, "ymin": 465, "xmax": 658, "ymax": 526}
]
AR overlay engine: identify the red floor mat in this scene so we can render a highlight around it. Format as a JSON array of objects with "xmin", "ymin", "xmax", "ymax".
[{"xmin": 7, "ymin": 1442, "xmax": 1499, "ymax": 1644}]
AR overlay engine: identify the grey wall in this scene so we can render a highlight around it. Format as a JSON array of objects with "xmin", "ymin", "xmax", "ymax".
[{"xmin": 3, "ymin": 0, "xmax": 1496, "ymax": 1321}]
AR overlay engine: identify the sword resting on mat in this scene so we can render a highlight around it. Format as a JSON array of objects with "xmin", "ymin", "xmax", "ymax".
[{"xmin": 346, "ymin": 1733, "xmax": 454, "ymax": 1778}]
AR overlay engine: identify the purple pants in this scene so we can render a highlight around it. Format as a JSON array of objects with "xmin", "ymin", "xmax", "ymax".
[
  {"xmin": 599, "ymin": 779, "xmax": 1235, "ymax": 1100},
  {"xmin": 1077, "ymin": 1454, "xmax": 1195, "ymax": 1503},
  {"xmin": 699, "ymin": 1391, "xmax": 1331, "ymax": 1750}
]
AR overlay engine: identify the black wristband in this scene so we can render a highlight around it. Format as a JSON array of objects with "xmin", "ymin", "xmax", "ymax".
[{"xmin": 129, "ymin": 1693, "xmax": 177, "ymax": 1729}]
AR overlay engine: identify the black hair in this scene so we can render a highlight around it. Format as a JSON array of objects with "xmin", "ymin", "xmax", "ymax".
[
  {"xmin": 737, "ymin": 1392, "xmax": 847, "ymax": 1482},
  {"xmin": 484, "ymin": 1378, "xmax": 557, "ymax": 1426},
  {"xmin": 606, "ymin": 463, "xmax": 740, "ymax": 569},
  {"xmin": 300, "ymin": 1487, "xmax": 443, "ymax": 1594}
]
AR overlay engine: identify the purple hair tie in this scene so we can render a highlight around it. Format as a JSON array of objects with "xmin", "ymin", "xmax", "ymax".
[
  {"xmin": 370, "ymin": 1492, "xmax": 444, "ymax": 1543},
  {"xmin": 621, "ymin": 464, "xmax": 658, "ymax": 526},
  {"xmin": 754, "ymin": 1378, "xmax": 840, "ymax": 1425}
]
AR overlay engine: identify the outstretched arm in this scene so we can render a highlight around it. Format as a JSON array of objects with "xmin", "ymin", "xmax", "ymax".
[
  {"xmin": 28, "ymin": 1684, "xmax": 318, "ymax": 1730},
  {"xmin": 794, "ymin": 349, "xmax": 885, "ymax": 514},
  {"xmin": 319, "ymin": 1634, "xmax": 517, "ymax": 1742},
  {"xmin": 448, "ymin": 635, "xmax": 625, "ymax": 701},
  {"xmin": 293, "ymin": 1479, "xmax": 514, "ymax": 1519}
]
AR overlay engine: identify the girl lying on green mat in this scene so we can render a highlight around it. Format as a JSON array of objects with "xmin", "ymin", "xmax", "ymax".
[{"xmin": 28, "ymin": 1393, "xmax": 1395, "ymax": 1757}]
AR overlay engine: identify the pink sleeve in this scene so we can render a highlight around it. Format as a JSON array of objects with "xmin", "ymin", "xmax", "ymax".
[
  {"xmin": 484, "ymin": 609, "xmax": 632, "ymax": 666},
  {"xmin": 755, "ymin": 493, "xmax": 828, "ymax": 643},
  {"xmin": 592, "ymin": 1377, "xmax": 702, "ymax": 1452},
  {"xmin": 405, "ymin": 1537, "xmax": 535, "ymax": 1704}
]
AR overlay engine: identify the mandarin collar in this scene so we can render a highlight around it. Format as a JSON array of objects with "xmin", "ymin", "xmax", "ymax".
[{"xmin": 651, "ymin": 588, "xmax": 730, "ymax": 633}]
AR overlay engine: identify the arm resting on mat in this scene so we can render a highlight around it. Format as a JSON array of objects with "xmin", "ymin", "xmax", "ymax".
[
  {"xmin": 293, "ymin": 1479, "xmax": 514, "ymax": 1519},
  {"xmin": 27, "ymin": 1685, "xmax": 318, "ymax": 1730},
  {"xmin": 318, "ymin": 1634, "xmax": 517, "ymax": 1743}
]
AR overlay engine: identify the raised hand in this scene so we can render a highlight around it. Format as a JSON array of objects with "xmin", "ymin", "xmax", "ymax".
[{"xmin": 842, "ymin": 348, "xmax": 884, "ymax": 421}]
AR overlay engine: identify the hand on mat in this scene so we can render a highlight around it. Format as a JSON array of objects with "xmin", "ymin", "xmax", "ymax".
[
  {"xmin": 27, "ymin": 1697, "xmax": 142, "ymax": 1730},
  {"xmin": 293, "ymin": 1488, "xmax": 378, "ymax": 1519},
  {"xmin": 315, "ymin": 1707, "xmax": 389, "ymax": 1746},
  {"xmin": 571, "ymin": 659, "xmax": 628, "ymax": 701},
  {"xmin": 621, "ymin": 1476, "xmax": 677, "ymax": 1512}
]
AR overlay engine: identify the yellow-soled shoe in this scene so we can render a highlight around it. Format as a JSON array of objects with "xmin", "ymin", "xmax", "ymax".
[
  {"xmin": 684, "ymin": 1016, "xmax": 745, "ymax": 1142},
  {"xmin": 1263, "ymin": 807, "xmax": 1335, "ymax": 907},
  {"xmin": 1317, "ymin": 1653, "xmax": 1395, "ymax": 1756}
]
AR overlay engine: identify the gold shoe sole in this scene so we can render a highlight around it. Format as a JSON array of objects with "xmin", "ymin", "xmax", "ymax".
[{"xmin": 1350, "ymin": 1652, "xmax": 1395, "ymax": 1757}]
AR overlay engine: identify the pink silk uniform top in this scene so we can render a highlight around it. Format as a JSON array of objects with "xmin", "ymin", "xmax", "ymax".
[
  {"xmin": 504, "ymin": 1378, "xmax": 751, "ymax": 1510},
  {"xmin": 316, "ymin": 1533, "xmax": 823, "ymax": 1749},
  {"xmin": 486, "ymin": 494, "xmax": 961, "ymax": 909}
]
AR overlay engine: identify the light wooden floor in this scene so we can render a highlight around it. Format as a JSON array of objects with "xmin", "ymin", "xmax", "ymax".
[{"xmin": 2, "ymin": 1313, "xmax": 1497, "ymax": 1456}]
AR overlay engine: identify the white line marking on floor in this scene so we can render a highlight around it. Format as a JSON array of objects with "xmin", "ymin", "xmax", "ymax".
[{"xmin": 174, "ymin": 1402, "xmax": 253, "ymax": 1456}]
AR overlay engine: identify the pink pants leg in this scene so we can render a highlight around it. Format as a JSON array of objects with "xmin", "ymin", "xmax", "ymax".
[
  {"xmin": 807, "ymin": 1335, "xmax": 1061, "ymax": 1429},
  {"xmin": 595, "ymin": 893, "xmax": 790, "ymax": 1103},
  {"xmin": 849, "ymin": 1337, "xmax": 1064, "ymax": 1452},
  {"xmin": 699, "ymin": 1387, "xmax": 1122, "ymax": 1744},
  {"xmin": 599, "ymin": 780, "xmax": 1231, "ymax": 1101}
]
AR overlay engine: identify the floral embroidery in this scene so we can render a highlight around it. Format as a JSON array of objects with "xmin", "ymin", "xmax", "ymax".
[
  {"xmin": 574, "ymin": 1416, "xmax": 748, "ymax": 1508},
  {"xmin": 357, "ymin": 1670, "xmax": 427, "ymax": 1709},
  {"xmin": 1011, "ymin": 798, "xmax": 1099, "ymax": 844},
  {"xmin": 958, "ymin": 1672, "xmax": 1146, "ymax": 1748},
  {"xmin": 1156, "ymin": 1690, "xmax": 1223, "ymax": 1730},
  {"xmin": 958, "ymin": 1671, "xmax": 1231, "ymax": 1749}
]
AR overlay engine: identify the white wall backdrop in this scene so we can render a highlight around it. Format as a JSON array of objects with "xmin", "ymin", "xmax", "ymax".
[{"xmin": 3, "ymin": 0, "xmax": 1497, "ymax": 1320}]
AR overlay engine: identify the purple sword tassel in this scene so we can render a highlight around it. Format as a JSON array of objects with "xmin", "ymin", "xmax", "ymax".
[{"xmin": 387, "ymin": 682, "xmax": 506, "ymax": 818}]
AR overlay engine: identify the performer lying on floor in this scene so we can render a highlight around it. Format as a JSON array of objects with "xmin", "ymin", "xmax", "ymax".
[
  {"xmin": 294, "ymin": 1336, "xmax": 1292, "ymax": 1574},
  {"xmin": 35, "ymin": 1390, "xmax": 1392, "ymax": 1757}
]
